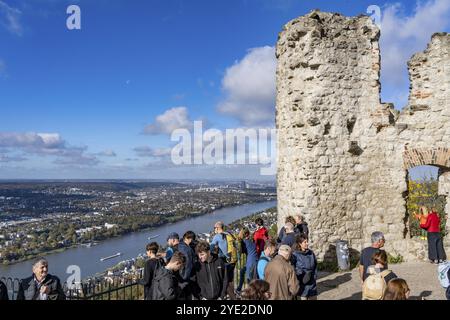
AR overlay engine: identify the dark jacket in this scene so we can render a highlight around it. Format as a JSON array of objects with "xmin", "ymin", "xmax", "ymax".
[
  {"xmin": 296, "ymin": 223, "xmax": 309, "ymax": 237},
  {"xmin": 281, "ymin": 232, "xmax": 296, "ymax": 247},
  {"xmin": 141, "ymin": 257, "xmax": 165, "ymax": 300},
  {"xmin": 277, "ymin": 226, "xmax": 301, "ymax": 243},
  {"xmin": 189, "ymin": 240, "xmax": 199, "ymax": 265},
  {"xmin": 291, "ymin": 249, "xmax": 318, "ymax": 297},
  {"xmin": 150, "ymin": 267, "xmax": 181, "ymax": 300},
  {"xmin": 165, "ymin": 244, "xmax": 179, "ymax": 263},
  {"xmin": 192, "ymin": 254, "xmax": 228, "ymax": 300},
  {"xmin": 0, "ymin": 280, "xmax": 8, "ymax": 300},
  {"xmin": 16, "ymin": 274, "xmax": 66, "ymax": 300},
  {"xmin": 178, "ymin": 241, "xmax": 195, "ymax": 281},
  {"xmin": 277, "ymin": 227, "xmax": 286, "ymax": 243}
]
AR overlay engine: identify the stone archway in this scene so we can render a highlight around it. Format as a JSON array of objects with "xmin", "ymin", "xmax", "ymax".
[
  {"xmin": 403, "ymin": 147, "xmax": 450, "ymax": 247},
  {"xmin": 403, "ymin": 147, "xmax": 450, "ymax": 170}
]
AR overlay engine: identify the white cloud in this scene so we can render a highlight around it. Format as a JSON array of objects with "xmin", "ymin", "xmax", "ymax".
[
  {"xmin": 0, "ymin": 154, "xmax": 27, "ymax": 163},
  {"xmin": 217, "ymin": 46, "xmax": 276, "ymax": 126},
  {"xmin": 150, "ymin": 147, "xmax": 172, "ymax": 157},
  {"xmin": 133, "ymin": 146, "xmax": 152, "ymax": 157},
  {"xmin": 0, "ymin": 132, "xmax": 98, "ymax": 166},
  {"xmin": 134, "ymin": 146, "xmax": 172, "ymax": 157},
  {"xmin": 0, "ymin": 132, "xmax": 65, "ymax": 150},
  {"xmin": 53, "ymin": 154, "xmax": 99, "ymax": 166},
  {"xmin": 95, "ymin": 149, "xmax": 117, "ymax": 157},
  {"xmin": 0, "ymin": 1, "xmax": 23, "ymax": 36},
  {"xmin": 144, "ymin": 106, "xmax": 194, "ymax": 135},
  {"xmin": 380, "ymin": 0, "xmax": 450, "ymax": 106}
]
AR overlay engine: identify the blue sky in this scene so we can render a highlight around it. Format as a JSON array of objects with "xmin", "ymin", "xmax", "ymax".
[{"xmin": 0, "ymin": 0, "xmax": 448, "ymax": 180}]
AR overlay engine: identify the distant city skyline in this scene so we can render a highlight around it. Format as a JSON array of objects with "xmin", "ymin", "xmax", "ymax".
[{"xmin": 0, "ymin": 0, "xmax": 449, "ymax": 180}]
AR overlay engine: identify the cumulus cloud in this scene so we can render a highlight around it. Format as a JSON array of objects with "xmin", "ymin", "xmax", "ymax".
[
  {"xmin": 217, "ymin": 46, "xmax": 276, "ymax": 127},
  {"xmin": 0, "ymin": 132, "xmax": 98, "ymax": 166},
  {"xmin": 0, "ymin": 132, "xmax": 65, "ymax": 151},
  {"xmin": 0, "ymin": 154, "xmax": 27, "ymax": 163},
  {"xmin": 143, "ymin": 107, "xmax": 194, "ymax": 135},
  {"xmin": 380, "ymin": 0, "xmax": 450, "ymax": 107},
  {"xmin": 95, "ymin": 149, "xmax": 117, "ymax": 157},
  {"xmin": 0, "ymin": 1, "xmax": 23, "ymax": 36},
  {"xmin": 53, "ymin": 154, "xmax": 99, "ymax": 166},
  {"xmin": 134, "ymin": 146, "xmax": 172, "ymax": 157}
]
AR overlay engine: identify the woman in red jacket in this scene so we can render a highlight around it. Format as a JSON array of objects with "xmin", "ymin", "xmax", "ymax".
[
  {"xmin": 420, "ymin": 208, "xmax": 446, "ymax": 263},
  {"xmin": 253, "ymin": 217, "xmax": 269, "ymax": 258}
]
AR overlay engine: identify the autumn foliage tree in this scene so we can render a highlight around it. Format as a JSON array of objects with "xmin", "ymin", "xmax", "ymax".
[{"xmin": 407, "ymin": 177, "xmax": 447, "ymax": 238}]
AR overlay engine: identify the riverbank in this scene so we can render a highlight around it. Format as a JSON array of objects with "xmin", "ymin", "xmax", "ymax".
[
  {"xmin": 0, "ymin": 200, "xmax": 277, "ymax": 280},
  {"xmin": 99, "ymin": 206, "xmax": 278, "ymax": 280},
  {"xmin": 1, "ymin": 246, "xmax": 76, "ymax": 266},
  {"xmin": 0, "ymin": 198, "xmax": 275, "ymax": 266}
]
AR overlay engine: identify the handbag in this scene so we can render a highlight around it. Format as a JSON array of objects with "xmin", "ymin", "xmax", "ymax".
[{"xmin": 302, "ymin": 270, "xmax": 313, "ymax": 284}]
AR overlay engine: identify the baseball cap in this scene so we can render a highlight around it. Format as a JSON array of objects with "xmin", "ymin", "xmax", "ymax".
[{"xmin": 167, "ymin": 232, "xmax": 180, "ymax": 241}]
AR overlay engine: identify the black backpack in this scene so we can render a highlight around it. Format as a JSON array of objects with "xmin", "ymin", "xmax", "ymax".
[{"xmin": 154, "ymin": 258, "xmax": 165, "ymax": 274}]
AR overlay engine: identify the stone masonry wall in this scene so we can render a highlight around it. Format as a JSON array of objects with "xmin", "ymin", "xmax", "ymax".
[{"xmin": 276, "ymin": 10, "xmax": 450, "ymax": 261}]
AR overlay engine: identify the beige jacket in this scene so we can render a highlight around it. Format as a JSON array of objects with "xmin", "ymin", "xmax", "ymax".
[{"xmin": 264, "ymin": 255, "xmax": 299, "ymax": 300}]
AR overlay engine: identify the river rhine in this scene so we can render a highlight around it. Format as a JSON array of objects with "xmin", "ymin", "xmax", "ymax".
[{"xmin": 0, "ymin": 200, "xmax": 276, "ymax": 281}]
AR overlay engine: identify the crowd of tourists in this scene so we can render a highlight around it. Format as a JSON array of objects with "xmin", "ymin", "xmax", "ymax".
[{"xmin": 0, "ymin": 213, "xmax": 449, "ymax": 301}]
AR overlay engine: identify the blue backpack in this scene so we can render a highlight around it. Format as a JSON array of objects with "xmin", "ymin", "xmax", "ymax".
[{"xmin": 250, "ymin": 256, "xmax": 269, "ymax": 280}]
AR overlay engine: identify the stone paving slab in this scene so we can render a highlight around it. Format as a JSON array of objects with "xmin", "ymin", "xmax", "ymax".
[{"xmin": 317, "ymin": 261, "xmax": 447, "ymax": 300}]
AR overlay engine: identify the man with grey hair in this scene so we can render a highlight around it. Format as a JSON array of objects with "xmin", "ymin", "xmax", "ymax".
[
  {"xmin": 264, "ymin": 245, "xmax": 299, "ymax": 300},
  {"xmin": 17, "ymin": 257, "xmax": 66, "ymax": 300},
  {"xmin": 359, "ymin": 232, "xmax": 387, "ymax": 283},
  {"xmin": 210, "ymin": 221, "xmax": 236, "ymax": 299}
]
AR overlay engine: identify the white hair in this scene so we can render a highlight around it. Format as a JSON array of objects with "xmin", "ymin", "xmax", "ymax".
[
  {"xmin": 371, "ymin": 232, "xmax": 385, "ymax": 244},
  {"xmin": 32, "ymin": 257, "xmax": 48, "ymax": 268},
  {"xmin": 278, "ymin": 245, "xmax": 292, "ymax": 259}
]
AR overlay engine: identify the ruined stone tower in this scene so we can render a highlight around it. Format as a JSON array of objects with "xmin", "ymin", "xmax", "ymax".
[{"xmin": 276, "ymin": 10, "xmax": 450, "ymax": 261}]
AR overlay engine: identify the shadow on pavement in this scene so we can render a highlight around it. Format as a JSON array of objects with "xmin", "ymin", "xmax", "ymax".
[
  {"xmin": 342, "ymin": 291, "xmax": 362, "ymax": 300},
  {"xmin": 410, "ymin": 290, "xmax": 433, "ymax": 300},
  {"xmin": 317, "ymin": 272, "xmax": 353, "ymax": 295}
]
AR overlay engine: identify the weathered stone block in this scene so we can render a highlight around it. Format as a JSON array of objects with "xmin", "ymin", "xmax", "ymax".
[{"xmin": 277, "ymin": 10, "xmax": 450, "ymax": 262}]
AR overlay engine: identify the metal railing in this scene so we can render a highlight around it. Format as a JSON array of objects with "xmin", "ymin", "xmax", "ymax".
[
  {"xmin": 1, "ymin": 274, "xmax": 144, "ymax": 301},
  {"xmin": 1, "ymin": 277, "xmax": 20, "ymax": 300},
  {"xmin": 66, "ymin": 276, "xmax": 144, "ymax": 300},
  {"xmin": 1, "ymin": 256, "xmax": 248, "ymax": 300}
]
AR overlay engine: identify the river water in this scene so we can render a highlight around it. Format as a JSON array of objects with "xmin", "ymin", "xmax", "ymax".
[{"xmin": 0, "ymin": 200, "xmax": 276, "ymax": 281}]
